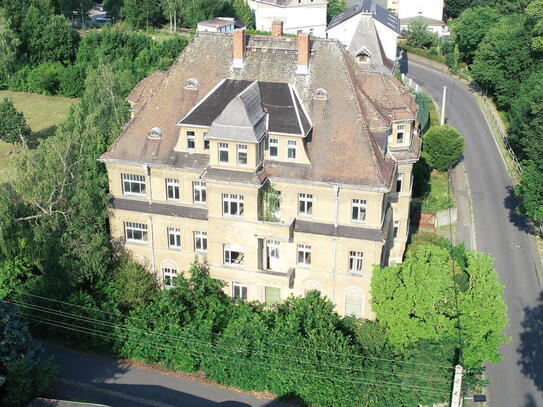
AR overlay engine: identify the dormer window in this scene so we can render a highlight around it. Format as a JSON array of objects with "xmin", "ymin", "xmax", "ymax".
[
  {"xmin": 287, "ymin": 140, "xmax": 297, "ymax": 160},
  {"xmin": 184, "ymin": 78, "xmax": 199, "ymax": 90},
  {"xmin": 397, "ymin": 124, "xmax": 405, "ymax": 144},
  {"xmin": 187, "ymin": 131, "xmax": 195, "ymax": 149},
  {"xmin": 356, "ymin": 49, "xmax": 371, "ymax": 64},
  {"xmin": 314, "ymin": 88, "xmax": 327, "ymax": 100},
  {"xmin": 219, "ymin": 142, "xmax": 229, "ymax": 163},
  {"xmin": 148, "ymin": 127, "xmax": 162, "ymax": 139},
  {"xmin": 237, "ymin": 144, "xmax": 247, "ymax": 166}
]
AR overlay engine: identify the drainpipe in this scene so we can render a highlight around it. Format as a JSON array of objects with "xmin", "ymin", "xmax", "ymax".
[
  {"xmin": 332, "ymin": 185, "xmax": 339, "ymax": 303},
  {"xmin": 144, "ymin": 164, "xmax": 152, "ymax": 204}
]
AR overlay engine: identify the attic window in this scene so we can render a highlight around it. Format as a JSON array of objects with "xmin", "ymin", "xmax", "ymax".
[
  {"xmin": 184, "ymin": 78, "xmax": 199, "ymax": 90},
  {"xmin": 356, "ymin": 49, "xmax": 372, "ymax": 64},
  {"xmin": 314, "ymin": 88, "xmax": 327, "ymax": 100},
  {"xmin": 148, "ymin": 127, "xmax": 162, "ymax": 139}
]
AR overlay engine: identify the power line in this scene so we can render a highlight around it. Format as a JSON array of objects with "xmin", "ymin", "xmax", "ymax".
[
  {"xmin": 9, "ymin": 290, "xmax": 455, "ymax": 371},
  {"xmin": 5, "ymin": 297, "xmax": 452, "ymax": 385},
  {"xmin": 20, "ymin": 312, "xmax": 451, "ymax": 396}
]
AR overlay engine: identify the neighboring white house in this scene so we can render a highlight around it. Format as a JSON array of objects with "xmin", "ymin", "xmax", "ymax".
[
  {"xmin": 247, "ymin": 0, "xmax": 327, "ymax": 37},
  {"xmin": 327, "ymin": 0, "xmax": 400, "ymax": 67},
  {"xmin": 197, "ymin": 17, "xmax": 244, "ymax": 33},
  {"xmin": 395, "ymin": 0, "xmax": 450, "ymax": 37}
]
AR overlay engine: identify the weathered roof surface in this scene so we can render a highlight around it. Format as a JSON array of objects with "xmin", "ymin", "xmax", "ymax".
[
  {"xmin": 111, "ymin": 197, "xmax": 208, "ymax": 220},
  {"xmin": 400, "ymin": 16, "xmax": 444, "ymax": 26},
  {"xmin": 198, "ymin": 17, "xmax": 236, "ymax": 28},
  {"xmin": 327, "ymin": 0, "xmax": 400, "ymax": 33},
  {"xmin": 127, "ymin": 71, "xmax": 167, "ymax": 113},
  {"xmin": 102, "ymin": 32, "xmax": 415, "ymax": 188},
  {"xmin": 295, "ymin": 219, "xmax": 384, "ymax": 241},
  {"xmin": 203, "ymin": 167, "xmax": 267, "ymax": 185},
  {"xmin": 255, "ymin": 0, "xmax": 325, "ymax": 6},
  {"xmin": 347, "ymin": 15, "xmax": 386, "ymax": 72}
]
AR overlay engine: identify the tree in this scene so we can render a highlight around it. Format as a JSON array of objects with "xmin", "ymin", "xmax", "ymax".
[
  {"xmin": 471, "ymin": 14, "xmax": 533, "ymax": 110},
  {"xmin": 444, "ymin": 0, "xmax": 491, "ymax": 19},
  {"xmin": 0, "ymin": 302, "xmax": 57, "ymax": 407},
  {"xmin": 404, "ymin": 18, "xmax": 439, "ymax": 49},
  {"xmin": 327, "ymin": 0, "xmax": 346, "ymax": 23},
  {"xmin": 104, "ymin": 0, "xmax": 123, "ymax": 19},
  {"xmin": 515, "ymin": 160, "xmax": 543, "ymax": 221},
  {"xmin": 230, "ymin": 0, "xmax": 254, "ymax": 29},
  {"xmin": 526, "ymin": 0, "xmax": 543, "ymax": 52},
  {"xmin": 181, "ymin": 0, "xmax": 226, "ymax": 28},
  {"xmin": 452, "ymin": 7, "xmax": 501, "ymax": 64},
  {"xmin": 371, "ymin": 242, "xmax": 509, "ymax": 370},
  {"xmin": 0, "ymin": 98, "xmax": 31, "ymax": 148},
  {"xmin": 0, "ymin": 11, "xmax": 20, "ymax": 83},
  {"xmin": 422, "ymin": 125, "xmax": 464, "ymax": 171},
  {"xmin": 121, "ymin": 0, "xmax": 163, "ymax": 29}
]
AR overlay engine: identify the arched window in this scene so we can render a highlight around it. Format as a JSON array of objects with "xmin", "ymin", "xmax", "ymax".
[
  {"xmin": 345, "ymin": 287, "xmax": 364, "ymax": 318},
  {"xmin": 314, "ymin": 88, "xmax": 327, "ymax": 100},
  {"xmin": 184, "ymin": 78, "xmax": 199, "ymax": 90},
  {"xmin": 148, "ymin": 127, "xmax": 162, "ymax": 139},
  {"xmin": 303, "ymin": 279, "xmax": 323, "ymax": 294}
]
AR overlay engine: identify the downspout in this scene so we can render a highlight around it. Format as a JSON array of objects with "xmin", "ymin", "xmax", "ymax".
[
  {"xmin": 144, "ymin": 164, "xmax": 152, "ymax": 204},
  {"xmin": 332, "ymin": 185, "xmax": 340, "ymax": 303}
]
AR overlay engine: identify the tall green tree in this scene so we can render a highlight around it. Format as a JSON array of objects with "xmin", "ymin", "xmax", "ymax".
[
  {"xmin": 515, "ymin": 160, "xmax": 543, "ymax": 221},
  {"xmin": 404, "ymin": 18, "xmax": 439, "ymax": 49},
  {"xmin": 121, "ymin": 0, "xmax": 163, "ymax": 29},
  {"xmin": 422, "ymin": 125, "xmax": 464, "ymax": 172},
  {"xmin": 452, "ymin": 7, "xmax": 501, "ymax": 64},
  {"xmin": 0, "ymin": 11, "xmax": 20, "ymax": 83},
  {"xmin": 471, "ymin": 14, "xmax": 533, "ymax": 109},
  {"xmin": 327, "ymin": 0, "xmax": 346, "ymax": 23},
  {"xmin": 0, "ymin": 98, "xmax": 31, "ymax": 148}
]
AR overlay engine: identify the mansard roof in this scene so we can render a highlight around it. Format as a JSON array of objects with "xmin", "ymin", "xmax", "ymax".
[
  {"xmin": 102, "ymin": 32, "xmax": 416, "ymax": 189},
  {"xmin": 327, "ymin": 0, "xmax": 400, "ymax": 33}
]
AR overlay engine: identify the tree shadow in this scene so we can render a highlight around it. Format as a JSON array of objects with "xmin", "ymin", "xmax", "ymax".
[
  {"xmin": 28, "ymin": 125, "xmax": 57, "ymax": 149},
  {"xmin": 503, "ymin": 185, "xmax": 533, "ymax": 234},
  {"xmin": 399, "ymin": 49, "xmax": 409, "ymax": 75},
  {"xmin": 517, "ymin": 292, "xmax": 543, "ymax": 392},
  {"xmin": 521, "ymin": 394, "xmax": 539, "ymax": 407}
]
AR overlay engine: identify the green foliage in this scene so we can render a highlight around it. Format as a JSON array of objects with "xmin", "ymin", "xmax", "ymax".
[
  {"xmin": 404, "ymin": 18, "xmax": 439, "ymax": 49},
  {"xmin": 59, "ymin": 63, "xmax": 86, "ymax": 97},
  {"xmin": 26, "ymin": 62, "xmax": 64, "ymax": 95},
  {"xmin": 229, "ymin": 0, "xmax": 254, "ymax": 29},
  {"xmin": 104, "ymin": 0, "xmax": 123, "ymax": 19},
  {"xmin": 415, "ymin": 92, "xmax": 431, "ymax": 133},
  {"xmin": 471, "ymin": 14, "xmax": 533, "ymax": 110},
  {"xmin": 260, "ymin": 183, "xmax": 281, "ymax": 222},
  {"xmin": 400, "ymin": 43, "xmax": 447, "ymax": 64},
  {"xmin": 526, "ymin": 0, "xmax": 543, "ymax": 52},
  {"xmin": 327, "ymin": 0, "xmax": 347, "ymax": 23},
  {"xmin": 0, "ymin": 11, "xmax": 20, "ymax": 83},
  {"xmin": 0, "ymin": 98, "xmax": 31, "ymax": 146},
  {"xmin": 112, "ymin": 252, "xmax": 159, "ymax": 311},
  {"xmin": 422, "ymin": 125, "xmax": 465, "ymax": 172},
  {"xmin": 121, "ymin": 0, "xmax": 163, "ymax": 29},
  {"xmin": 515, "ymin": 160, "xmax": 543, "ymax": 221},
  {"xmin": 444, "ymin": 0, "xmax": 492, "ymax": 18},
  {"xmin": 452, "ymin": 7, "xmax": 501, "ymax": 64},
  {"xmin": 371, "ymin": 241, "xmax": 509, "ymax": 370}
]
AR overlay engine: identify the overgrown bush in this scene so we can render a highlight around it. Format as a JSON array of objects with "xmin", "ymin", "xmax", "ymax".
[
  {"xmin": 25, "ymin": 62, "xmax": 64, "ymax": 95},
  {"xmin": 423, "ymin": 125, "xmax": 465, "ymax": 172}
]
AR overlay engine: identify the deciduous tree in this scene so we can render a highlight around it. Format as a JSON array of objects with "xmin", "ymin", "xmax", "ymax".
[{"xmin": 0, "ymin": 98, "xmax": 31, "ymax": 148}]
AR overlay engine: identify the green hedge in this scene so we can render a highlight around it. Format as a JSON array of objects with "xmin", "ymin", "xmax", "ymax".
[{"xmin": 400, "ymin": 44, "xmax": 447, "ymax": 65}]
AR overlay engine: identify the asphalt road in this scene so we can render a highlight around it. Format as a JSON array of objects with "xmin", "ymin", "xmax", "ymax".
[
  {"xmin": 403, "ymin": 59, "xmax": 543, "ymax": 407},
  {"xmin": 42, "ymin": 344, "xmax": 292, "ymax": 407}
]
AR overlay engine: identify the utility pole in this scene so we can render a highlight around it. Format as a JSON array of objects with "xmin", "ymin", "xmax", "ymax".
[
  {"xmin": 441, "ymin": 86, "xmax": 447, "ymax": 125},
  {"xmin": 451, "ymin": 365, "xmax": 464, "ymax": 407}
]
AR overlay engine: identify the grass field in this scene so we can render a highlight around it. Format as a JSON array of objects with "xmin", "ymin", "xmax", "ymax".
[{"xmin": 0, "ymin": 90, "xmax": 77, "ymax": 182}]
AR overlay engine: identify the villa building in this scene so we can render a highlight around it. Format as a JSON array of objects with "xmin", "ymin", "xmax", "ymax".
[{"xmin": 100, "ymin": 27, "xmax": 419, "ymax": 319}]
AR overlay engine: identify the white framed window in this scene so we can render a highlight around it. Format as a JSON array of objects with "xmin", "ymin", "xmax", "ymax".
[
  {"xmin": 193, "ymin": 181, "xmax": 206, "ymax": 204},
  {"xmin": 237, "ymin": 144, "xmax": 248, "ymax": 165},
  {"xmin": 232, "ymin": 283, "xmax": 247, "ymax": 300},
  {"xmin": 166, "ymin": 178, "xmax": 180, "ymax": 201},
  {"xmin": 396, "ymin": 124, "xmax": 405, "ymax": 144},
  {"xmin": 393, "ymin": 220, "xmax": 400, "ymax": 239},
  {"xmin": 269, "ymin": 138, "xmax": 278, "ymax": 158},
  {"xmin": 187, "ymin": 131, "xmax": 195, "ymax": 149},
  {"xmin": 351, "ymin": 199, "xmax": 367, "ymax": 222},
  {"xmin": 265, "ymin": 286, "xmax": 281, "ymax": 305},
  {"xmin": 167, "ymin": 227, "xmax": 181, "ymax": 249},
  {"xmin": 345, "ymin": 287, "xmax": 364, "ymax": 318},
  {"xmin": 122, "ymin": 174, "xmax": 146, "ymax": 196},
  {"xmin": 224, "ymin": 245, "xmax": 244, "ymax": 266},
  {"xmin": 219, "ymin": 142, "xmax": 229, "ymax": 163},
  {"xmin": 287, "ymin": 140, "xmax": 296, "ymax": 159},
  {"xmin": 396, "ymin": 173, "xmax": 403, "ymax": 193},
  {"xmin": 223, "ymin": 194, "xmax": 244, "ymax": 217},
  {"xmin": 297, "ymin": 244, "xmax": 311, "ymax": 266},
  {"xmin": 349, "ymin": 251, "xmax": 363, "ymax": 274},
  {"xmin": 163, "ymin": 267, "xmax": 178, "ymax": 289},
  {"xmin": 124, "ymin": 222, "xmax": 148, "ymax": 242},
  {"xmin": 194, "ymin": 231, "xmax": 207, "ymax": 252},
  {"xmin": 298, "ymin": 193, "xmax": 313, "ymax": 216},
  {"xmin": 266, "ymin": 240, "xmax": 280, "ymax": 271}
]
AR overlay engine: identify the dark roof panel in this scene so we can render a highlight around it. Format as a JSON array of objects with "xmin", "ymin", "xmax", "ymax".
[
  {"xmin": 327, "ymin": 0, "xmax": 400, "ymax": 33},
  {"xmin": 179, "ymin": 79, "xmax": 253, "ymax": 127},
  {"xmin": 259, "ymin": 81, "xmax": 301, "ymax": 135},
  {"xmin": 295, "ymin": 219, "xmax": 384, "ymax": 241},
  {"xmin": 111, "ymin": 197, "xmax": 208, "ymax": 220}
]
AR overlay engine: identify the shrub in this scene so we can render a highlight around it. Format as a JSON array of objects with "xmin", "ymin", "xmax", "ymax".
[
  {"xmin": 423, "ymin": 125, "xmax": 465, "ymax": 171},
  {"xmin": 59, "ymin": 63, "xmax": 86, "ymax": 97},
  {"xmin": 404, "ymin": 18, "xmax": 439, "ymax": 49},
  {"xmin": 26, "ymin": 62, "xmax": 64, "ymax": 95}
]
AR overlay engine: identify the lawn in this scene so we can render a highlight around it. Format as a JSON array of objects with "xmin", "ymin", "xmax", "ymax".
[
  {"xmin": 0, "ymin": 90, "xmax": 77, "ymax": 182},
  {"xmin": 412, "ymin": 166, "xmax": 455, "ymax": 213}
]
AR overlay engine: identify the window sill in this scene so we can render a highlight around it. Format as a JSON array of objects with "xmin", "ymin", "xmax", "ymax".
[
  {"xmin": 348, "ymin": 271, "xmax": 363, "ymax": 277},
  {"xmin": 223, "ymin": 264, "xmax": 244, "ymax": 270},
  {"xmin": 123, "ymin": 193, "xmax": 146, "ymax": 198},
  {"xmin": 223, "ymin": 214, "xmax": 244, "ymax": 219},
  {"xmin": 351, "ymin": 220, "xmax": 367, "ymax": 225},
  {"xmin": 297, "ymin": 263, "xmax": 311, "ymax": 269},
  {"xmin": 126, "ymin": 239, "xmax": 148, "ymax": 245},
  {"xmin": 298, "ymin": 213, "xmax": 313, "ymax": 218},
  {"xmin": 168, "ymin": 246, "xmax": 182, "ymax": 251},
  {"xmin": 195, "ymin": 249, "xmax": 207, "ymax": 254}
]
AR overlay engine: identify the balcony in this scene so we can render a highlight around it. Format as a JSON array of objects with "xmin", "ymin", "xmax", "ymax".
[{"xmin": 256, "ymin": 267, "xmax": 296, "ymax": 289}]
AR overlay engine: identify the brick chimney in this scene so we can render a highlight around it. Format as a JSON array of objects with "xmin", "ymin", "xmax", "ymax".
[
  {"xmin": 271, "ymin": 20, "xmax": 283, "ymax": 36},
  {"xmin": 233, "ymin": 28, "xmax": 246, "ymax": 69},
  {"xmin": 296, "ymin": 33, "xmax": 310, "ymax": 75}
]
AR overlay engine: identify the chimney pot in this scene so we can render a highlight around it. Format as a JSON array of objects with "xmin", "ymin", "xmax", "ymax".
[
  {"xmin": 296, "ymin": 33, "xmax": 310, "ymax": 75},
  {"xmin": 232, "ymin": 28, "xmax": 246, "ymax": 69},
  {"xmin": 271, "ymin": 20, "xmax": 283, "ymax": 36}
]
